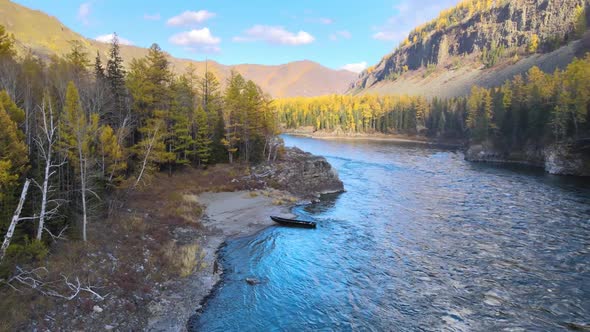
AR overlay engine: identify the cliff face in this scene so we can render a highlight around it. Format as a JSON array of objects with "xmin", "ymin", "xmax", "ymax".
[
  {"xmin": 465, "ymin": 140, "xmax": 590, "ymax": 176},
  {"xmin": 351, "ymin": 0, "xmax": 588, "ymax": 91}
]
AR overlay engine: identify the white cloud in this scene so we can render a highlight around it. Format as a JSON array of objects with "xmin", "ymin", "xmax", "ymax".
[
  {"xmin": 341, "ymin": 61, "xmax": 367, "ymax": 73},
  {"xmin": 167, "ymin": 10, "xmax": 215, "ymax": 27},
  {"xmin": 144, "ymin": 13, "xmax": 161, "ymax": 21},
  {"xmin": 169, "ymin": 28, "xmax": 221, "ymax": 53},
  {"xmin": 233, "ymin": 25, "xmax": 315, "ymax": 46},
  {"xmin": 318, "ymin": 18, "xmax": 334, "ymax": 25},
  {"xmin": 77, "ymin": 2, "xmax": 91, "ymax": 25},
  {"xmin": 304, "ymin": 17, "xmax": 334, "ymax": 25},
  {"xmin": 330, "ymin": 30, "xmax": 352, "ymax": 41},
  {"xmin": 372, "ymin": 31, "xmax": 405, "ymax": 41},
  {"xmin": 372, "ymin": 0, "xmax": 457, "ymax": 43},
  {"xmin": 95, "ymin": 34, "xmax": 133, "ymax": 46}
]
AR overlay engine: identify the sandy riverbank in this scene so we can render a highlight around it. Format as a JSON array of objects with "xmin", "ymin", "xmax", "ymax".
[{"xmin": 146, "ymin": 189, "xmax": 297, "ymax": 331}]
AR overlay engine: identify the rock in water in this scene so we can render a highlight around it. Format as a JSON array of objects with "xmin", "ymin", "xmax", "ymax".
[
  {"xmin": 246, "ymin": 278, "xmax": 260, "ymax": 285},
  {"xmin": 262, "ymin": 147, "xmax": 344, "ymax": 198},
  {"xmin": 544, "ymin": 143, "xmax": 590, "ymax": 176},
  {"xmin": 465, "ymin": 141, "xmax": 590, "ymax": 176}
]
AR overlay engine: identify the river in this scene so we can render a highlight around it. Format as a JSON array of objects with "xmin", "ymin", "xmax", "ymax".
[{"xmin": 190, "ymin": 135, "xmax": 590, "ymax": 331}]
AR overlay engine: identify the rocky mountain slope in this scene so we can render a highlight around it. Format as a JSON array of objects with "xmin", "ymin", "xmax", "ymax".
[
  {"xmin": 350, "ymin": 0, "xmax": 589, "ymax": 97},
  {"xmin": 0, "ymin": 0, "xmax": 356, "ymax": 97}
]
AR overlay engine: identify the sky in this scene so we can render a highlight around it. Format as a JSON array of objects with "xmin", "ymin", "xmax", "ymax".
[{"xmin": 14, "ymin": 0, "xmax": 459, "ymax": 72}]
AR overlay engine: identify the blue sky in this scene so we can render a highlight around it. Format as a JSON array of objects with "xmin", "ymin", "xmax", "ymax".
[{"xmin": 14, "ymin": 0, "xmax": 459, "ymax": 72}]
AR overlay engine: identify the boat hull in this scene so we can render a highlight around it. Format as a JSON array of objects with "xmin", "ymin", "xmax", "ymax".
[{"xmin": 270, "ymin": 216, "xmax": 317, "ymax": 228}]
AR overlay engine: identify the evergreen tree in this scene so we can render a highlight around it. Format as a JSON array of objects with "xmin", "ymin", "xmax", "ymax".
[
  {"xmin": 106, "ymin": 33, "xmax": 128, "ymax": 126},
  {"xmin": 65, "ymin": 40, "xmax": 90, "ymax": 76},
  {"xmin": 0, "ymin": 100, "xmax": 28, "ymax": 226},
  {"xmin": 0, "ymin": 25, "xmax": 15, "ymax": 58},
  {"xmin": 94, "ymin": 51, "xmax": 105, "ymax": 82},
  {"xmin": 170, "ymin": 75, "xmax": 194, "ymax": 166},
  {"xmin": 194, "ymin": 105, "xmax": 212, "ymax": 165}
]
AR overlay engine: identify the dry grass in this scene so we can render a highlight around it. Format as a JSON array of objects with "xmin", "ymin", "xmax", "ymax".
[
  {"xmin": 0, "ymin": 164, "xmax": 263, "ymax": 330},
  {"xmin": 161, "ymin": 242, "xmax": 205, "ymax": 278}
]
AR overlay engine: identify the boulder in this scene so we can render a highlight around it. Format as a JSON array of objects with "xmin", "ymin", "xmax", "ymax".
[{"xmin": 269, "ymin": 147, "xmax": 344, "ymax": 198}]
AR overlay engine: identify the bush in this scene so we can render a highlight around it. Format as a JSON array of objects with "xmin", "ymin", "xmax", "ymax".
[{"xmin": 5, "ymin": 238, "xmax": 48, "ymax": 262}]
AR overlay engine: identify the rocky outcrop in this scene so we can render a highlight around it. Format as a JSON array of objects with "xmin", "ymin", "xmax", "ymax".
[
  {"xmin": 544, "ymin": 143, "xmax": 590, "ymax": 176},
  {"xmin": 465, "ymin": 141, "xmax": 590, "ymax": 176},
  {"xmin": 251, "ymin": 147, "xmax": 344, "ymax": 198},
  {"xmin": 351, "ymin": 0, "xmax": 588, "ymax": 91}
]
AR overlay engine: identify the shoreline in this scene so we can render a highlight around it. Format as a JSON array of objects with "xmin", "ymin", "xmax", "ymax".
[
  {"xmin": 283, "ymin": 132, "xmax": 463, "ymax": 148},
  {"xmin": 146, "ymin": 189, "xmax": 299, "ymax": 331}
]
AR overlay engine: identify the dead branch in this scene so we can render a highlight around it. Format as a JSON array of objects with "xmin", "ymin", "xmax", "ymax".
[{"xmin": 5, "ymin": 267, "xmax": 107, "ymax": 301}]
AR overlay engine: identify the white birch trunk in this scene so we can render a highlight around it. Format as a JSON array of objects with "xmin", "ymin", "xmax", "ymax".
[
  {"xmin": 134, "ymin": 125, "xmax": 159, "ymax": 188},
  {"xmin": 79, "ymin": 154, "xmax": 88, "ymax": 242},
  {"xmin": 37, "ymin": 146, "xmax": 51, "ymax": 240},
  {"xmin": 0, "ymin": 179, "xmax": 31, "ymax": 262}
]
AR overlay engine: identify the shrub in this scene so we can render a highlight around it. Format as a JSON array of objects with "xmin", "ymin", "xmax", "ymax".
[{"xmin": 5, "ymin": 238, "xmax": 48, "ymax": 262}]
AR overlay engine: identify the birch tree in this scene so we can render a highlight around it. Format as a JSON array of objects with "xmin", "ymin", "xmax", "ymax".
[
  {"xmin": 34, "ymin": 96, "xmax": 66, "ymax": 240},
  {"xmin": 0, "ymin": 179, "xmax": 30, "ymax": 262}
]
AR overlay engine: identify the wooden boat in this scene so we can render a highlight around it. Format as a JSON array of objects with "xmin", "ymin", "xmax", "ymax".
[{"xmin": 270, "ymin": 216, "xmax": 316, "ymax": 228}]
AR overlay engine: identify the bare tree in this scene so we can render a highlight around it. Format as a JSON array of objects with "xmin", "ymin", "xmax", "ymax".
[
  {"xmin": 0, "ymin": 179, "xmax": 31, "ymax": 262},
  {"xmin": 134, "ymin": 123, "xmax": 159, "ymax": 188},
  {"xmin": 34, "ymin": 98, "xmax": 67, "ymax": 240}
]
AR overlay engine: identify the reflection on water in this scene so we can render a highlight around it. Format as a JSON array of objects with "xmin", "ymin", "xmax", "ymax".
[{"xmin": 190, "ymin": 135, "xmax": 590, "ymax": 331}]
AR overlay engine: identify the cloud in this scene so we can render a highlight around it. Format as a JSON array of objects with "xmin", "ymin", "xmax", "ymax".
[
  {"xmin": 330, "ymin": 30, "xmax": 352, "ymax": 41},
  {"xmin": 95, "ymin": 34, "xmax": 133, "ymax": 46},
  {"xmin": 77, "ymin": 2, "xmax": 91, "ymax": 25},
  {"xmin": 372, "ymin": 0, "xmax": 457, "ymax": 43},
  {"xmin": 318, "ymin": 18, "xmax": 334, "ymax": 25},
  {"xmin": 305, "ymin": 17, "xmax": 334, "ymax": 25},
  {"xmin": 341, "ymin": 61, "xmax": 367, "ymax": 73},
  {"xmin": 144, "ymin": 13, "xmax": 161, "ymax": 21},
  {"xmin": 372, "ymin": 31, "xmax": 405, "ymax": 41},
  {"xmin": 167, "ymin": 10, "xmax": 215, "ymax": 27},
  {"xmin": 169, "ymin": 28, "xmax": 221, "ymax": 53},
  {"xmin": 233, "ymin": 25, "xmax": 315, "ymax": 46}
]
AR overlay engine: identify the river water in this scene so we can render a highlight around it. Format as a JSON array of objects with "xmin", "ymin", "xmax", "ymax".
[{"xmin": 190, "ymin": 135, "xmax": 590, "ymax": 331}]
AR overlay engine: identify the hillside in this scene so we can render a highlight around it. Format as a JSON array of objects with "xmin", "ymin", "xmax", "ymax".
[
  {"xmin": 0, "ymin": 0, "xmax": 356, "ymax": 97},
  {"xmin": 350, "ymin": 0, "xmax": 590, "ymax": 97}
]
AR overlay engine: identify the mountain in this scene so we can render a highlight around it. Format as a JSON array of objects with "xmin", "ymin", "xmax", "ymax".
[
  {"xmin": 0, "ymin": 0, "xmax": 356, "ymax": 98},
  {"xmin": 350, "ymin": 0, "xmax": 590, "ymax": 98}
]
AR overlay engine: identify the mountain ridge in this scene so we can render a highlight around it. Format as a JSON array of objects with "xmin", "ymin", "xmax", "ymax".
[
  {"xmin": 350, "ymin": 0, "xmax": 590, "ymax": 97},
  {"xmin": 0, "ymin": 0, "xmax": 356, "ymax": 97}
]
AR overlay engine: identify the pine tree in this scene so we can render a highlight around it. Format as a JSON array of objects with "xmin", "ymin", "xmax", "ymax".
[
  {"xmin": 199, "ymin": 71, "xmax": 225, "ymax": 162},
  {"xmin": 222, "ymin": 71, "xmax": 246, "ymax": 163},
  {"xmin": 106, "ymin": 33, "xmax": 128, "ymax": 127},
  {"xmin": 94, "ymin": 51, "xmax": 105, "ymax": 82},
  {"xmin": 170, "ymin": 75, "xmax": 194, "ymax": 166},
  {"xmin": 145, "ymin": 43, "xmax": 172, "ymax": 110},
  {"xmin": 66, "ymin": 40, "xmax": 90, "ymax": 76},
  {"xmin": 0, "ymin": 90, "xmax": 25, "ymax": 128},
  {"xmin": 0, "ymin": 25, "xmax": 15, "ymax": 58},
  {"xmin": 0, "ymin": 100, "xmax": 28, "ymax": 224},
  {"xmin": 194, "ymin": 105, "xmax": 212, "ymax": 165}
]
